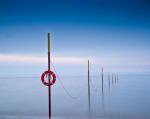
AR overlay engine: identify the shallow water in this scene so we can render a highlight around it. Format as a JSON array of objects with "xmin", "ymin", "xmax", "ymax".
[{"xmin": 0, "ymin": 74, "xmax": 150, "ymax": 119}]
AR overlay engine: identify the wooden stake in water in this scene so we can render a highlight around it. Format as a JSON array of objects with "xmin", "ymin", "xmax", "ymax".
[
  {"xmin": 88, "ymin": 60, "xmax": 91, "ymax": 114},
  {"xmin": 48, "ymin": 33, "xmax": 51, "ymax": 119},
  {"xmin": 114, "ymin": 74, "xmax": 116, "ymax": 84},
  {"xmin": 112, "ymin": 73, "xmax": 113, "ymax": 85},
  {"xmin": 101, "ymin": 67, "xmax": 105, "ymax": 111},
  {"xmin": 108, "ymin": 72, "xmax": 110, "ymax": 92},
  {"xmin": 102, "ymin": 68, "xmax": 104, "ymax": 95}
]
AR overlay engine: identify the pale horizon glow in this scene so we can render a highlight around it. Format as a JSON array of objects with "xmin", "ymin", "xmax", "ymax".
[
  {"xmin": 0, "ymin": 54, "xmax": 149, "ymax": 66},
  {"xmin": 0, "ymin": 54, "xmax": 90, "ymax": 64},
  {"xmin": 0, "ymin": 54, "xmax": 150, "ymax": 74}
]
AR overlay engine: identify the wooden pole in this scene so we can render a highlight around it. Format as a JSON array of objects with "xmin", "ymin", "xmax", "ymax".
[
  {"xmin": 114, "ymin": 74, "xmax": 116, "ymax": 83},
  {"xmin": 102, "ymin": 68, "xmax": 104, "ymax": 95},
  {"xmin": 48, "ymin": 33, "xmax": 51, "ymax": 119},
  {"xmin": 101, "ymin": 68, "xmax": 105, "ymax": 111},
  {"xmin": 88, "ymin": 60, "xmax": 91, "ymax": 115},
  {"xmin": 108, "ymin": 72, "xmax": 110, "ymax": 92},
  {"xmin": 112, "ymin": 73, "xmax": 113, "ymax": 85}
]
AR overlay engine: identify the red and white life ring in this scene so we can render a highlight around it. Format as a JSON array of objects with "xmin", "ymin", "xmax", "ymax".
[{"xmin": 41, "ymin": 70, "xmax": 56, "ymax": 86}]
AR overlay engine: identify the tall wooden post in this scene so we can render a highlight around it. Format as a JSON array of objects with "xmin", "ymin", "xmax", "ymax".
[
  {"xmin": 88, "ymin": 60, "xmax": 91, "ymax": 115},
  {"xmin": 48, "ymin": 33, "xmax": 51, "ymax": 119}
]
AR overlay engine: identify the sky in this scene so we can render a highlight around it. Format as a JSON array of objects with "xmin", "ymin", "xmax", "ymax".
[{"xmin": 0, "ymin": 0, "xmax": 150, "ymax": 76}]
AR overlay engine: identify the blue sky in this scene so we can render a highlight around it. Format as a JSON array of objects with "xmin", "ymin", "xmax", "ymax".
[{"xmin": 0, "ymin": 0, "xmax": 150, "ymax": 75}]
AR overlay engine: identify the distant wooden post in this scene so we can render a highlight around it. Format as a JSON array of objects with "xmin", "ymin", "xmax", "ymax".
[
  {"xmin": 108, "ymin": 72, "xmax": 110, "ymax": 91},
  {"xmin": 102, "ymin": 67, "xmax": 104, "ymax": 95},
  {"xmin": 115, "ymin": 74, "xmax": 117, "ymax": 83},
  {"xmin": 112, "ymin": 73, "xmax": 113, "ymax": 85},
  {"xmin": 101, "ymin": 68, "xmax": 105, "ymax": 111},
  {"xmin": 88, "ymin": 60, "xmax": 91, "ymax": 115}
]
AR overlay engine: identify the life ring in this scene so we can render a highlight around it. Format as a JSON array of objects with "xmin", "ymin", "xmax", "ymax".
[{"xmin": 41, "ymin": 70, "xmax": 56, "ymax": 86}]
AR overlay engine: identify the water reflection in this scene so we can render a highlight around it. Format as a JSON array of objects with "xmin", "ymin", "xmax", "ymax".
[{"xmin": 0, "ymin": 74, "xmax": 150, "ymax": 119}]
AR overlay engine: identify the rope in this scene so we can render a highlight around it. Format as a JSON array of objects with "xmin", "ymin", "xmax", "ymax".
[{"xmin": 51, "ymin": 60, "xmax": 81, "ymax": 99}]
